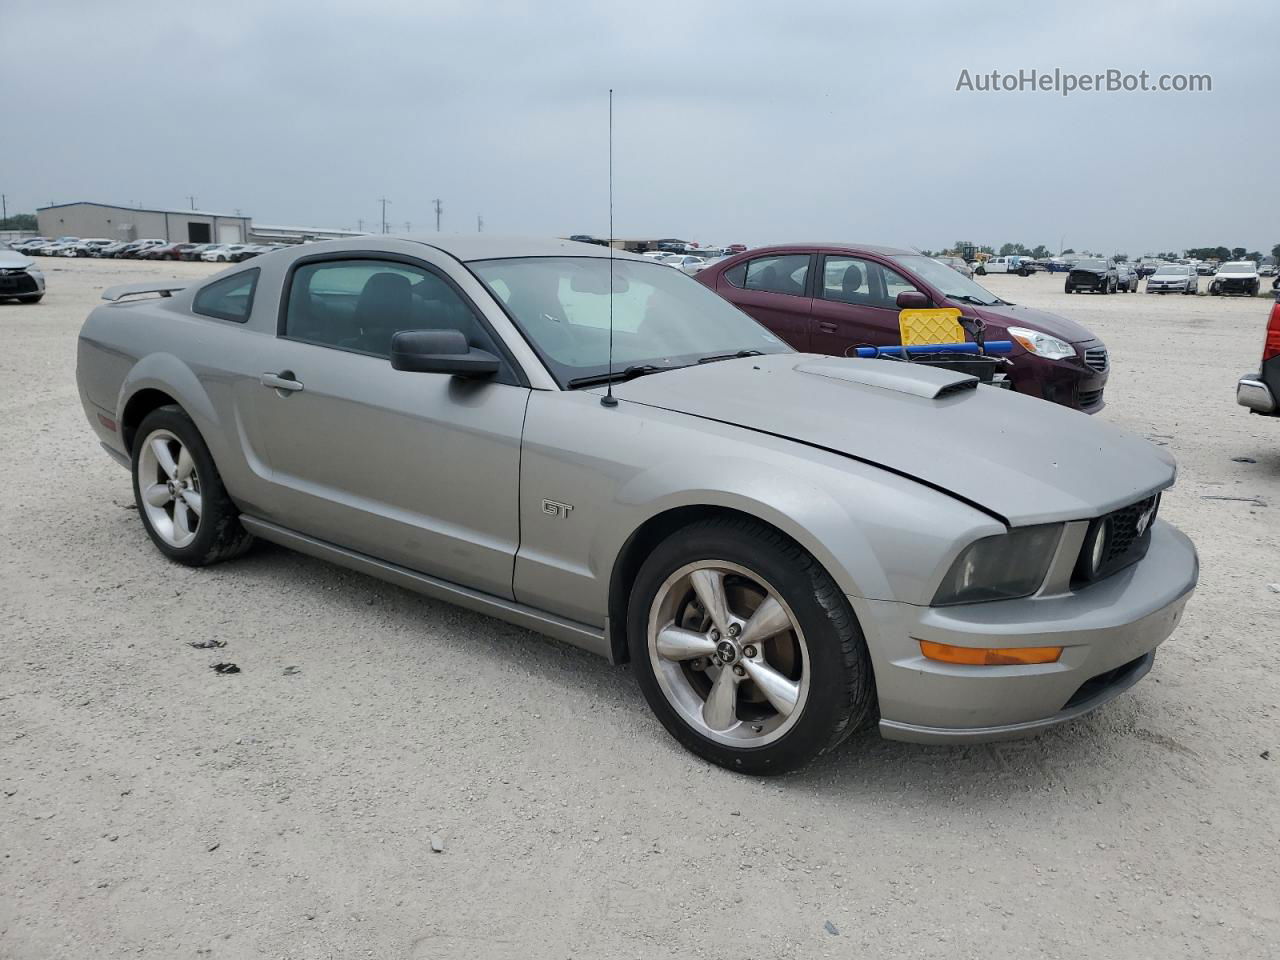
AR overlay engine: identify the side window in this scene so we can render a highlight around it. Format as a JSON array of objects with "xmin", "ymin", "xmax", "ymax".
[
  {"xmin": 283, "ymin": 258, "xmax": 500, "ymax": 361},
  {"xmin": 879, "ymin": 265, "xmax": 920, "ymax": 307},
  {"xmin": 743, "ymin": 255, "xmax": 809, "ymax": 297},
  {"xmin": 822, "ymin": 257, "xmax": 920, "ymax": 309},
  {"xmin": 192, "ymin": 269, "xmax": 258, "ymax": 323},
  {"xmin": 723, "ymin": 262, "xmax": 747, "ymax": 287}
]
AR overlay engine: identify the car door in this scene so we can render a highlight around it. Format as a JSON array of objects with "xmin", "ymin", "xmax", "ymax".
[
  {"xmin": 715, "ymin": 252, "xmax": 813, "ymax": 350},
  {"xmin": 809, "ymin": 254, "xmax": 925, "ymax": 357},
  {"xmin": 240, "ymin": 253, "xmax": 530, "ymax": 600}
]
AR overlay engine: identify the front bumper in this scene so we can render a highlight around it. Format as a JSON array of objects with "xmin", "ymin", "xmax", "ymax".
[
  {"xmin": 1147, "ymin": 282, "xmax": 1192, "ymax": 293},
  {"xmin": 1068, "ymin": 273, "xmax": 1108, "ymax": 290},
  {"xmin": 852, "ymin": 520, "xmax": 1198, "ymax": 744},
  {"xmin": 0, "ymin": 269, "xmax": 44, "ymax": 297}
]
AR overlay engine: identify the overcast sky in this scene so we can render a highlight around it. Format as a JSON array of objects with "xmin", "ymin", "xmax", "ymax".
[{"xmin": 4, "ymin": 1, "xmax": 1275, "ymax": 255}]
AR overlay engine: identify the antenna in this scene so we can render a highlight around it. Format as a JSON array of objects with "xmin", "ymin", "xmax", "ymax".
[{"xmin": 601, "ymin": 88, "xmax": 618, "ymax": 408}]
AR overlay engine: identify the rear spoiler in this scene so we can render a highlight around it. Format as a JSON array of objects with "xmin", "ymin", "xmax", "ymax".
[{"xmin": 101, "ymin": 281, "xmax": 188, "ymax": 302}]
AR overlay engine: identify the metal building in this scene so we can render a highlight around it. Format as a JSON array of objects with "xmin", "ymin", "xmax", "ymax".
[{"xmin": 36, "ymin": 202, "xmax": 251, "ymax": 244}]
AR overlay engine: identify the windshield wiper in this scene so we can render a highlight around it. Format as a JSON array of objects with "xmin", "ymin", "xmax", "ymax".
[
  {"xmin": 566, "ymin": 364, "xmax": 668, "ymax": 389},
  {"xmin": 696, "ymin": 349, "xmax": 764, "ymax": 364}
]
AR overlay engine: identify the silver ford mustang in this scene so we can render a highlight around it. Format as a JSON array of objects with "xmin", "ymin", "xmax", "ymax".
[{"xmin": 75, "ymin": 236, "xmax": 1198, "ymax": 773}]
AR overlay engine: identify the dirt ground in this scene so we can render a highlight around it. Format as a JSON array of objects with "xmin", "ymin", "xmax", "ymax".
[{"xmin": 1, "ymin": 256, "xmax": 1277, "ymax": 959}]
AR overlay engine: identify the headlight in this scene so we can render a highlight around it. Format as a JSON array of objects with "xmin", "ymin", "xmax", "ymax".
[
  {"xmin": 1007, "ymin": 326, "xmax": 1076, "ymax": 360},
  {"xmin": 932, "ymin": 524, "xmax": 1062, "ymax": 606}
]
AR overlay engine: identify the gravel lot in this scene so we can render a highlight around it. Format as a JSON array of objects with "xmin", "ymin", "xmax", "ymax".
[{"xmin": 2, "ymin": 257, "xmax": 1277, "ymax": 959}]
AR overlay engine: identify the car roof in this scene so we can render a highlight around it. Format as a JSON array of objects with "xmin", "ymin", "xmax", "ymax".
[
  {"xmin": 393, "ymin": 234, "xmax": 651, "ymax": 263},
  {"xmin": 723, "ymin": 242, "xmax": 918, "ymax": 258}
]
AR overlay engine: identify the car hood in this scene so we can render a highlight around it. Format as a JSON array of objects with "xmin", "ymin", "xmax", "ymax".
[
  {"xmin": 0, "ymin": 250, "xmax": 34, "ymax": 269},
  {"xmin": 1215, "ymin": 271, "xmax": 1257, "ymax": 279},
  {"xmin": 959, "ymin": 302, "xmax": 1097, "ymax": 344},
  {"xmin": 609, "ymin": 354, "xmax": 1173, "ymax": 526}
]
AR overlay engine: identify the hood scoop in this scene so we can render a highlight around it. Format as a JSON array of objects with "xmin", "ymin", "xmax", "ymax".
[{"xmin": 795, "ymin": 358, "xmax": 978, "ymax": 400}]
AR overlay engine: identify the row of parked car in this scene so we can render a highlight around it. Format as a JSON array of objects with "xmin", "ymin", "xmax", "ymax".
[
  {"xmin": 11, "ymin": 236, "xmax": 285, "ymax": 263},
  {"xmin": 1063, "ymin": 258, "xmax": 1270, "ymax": 296}
]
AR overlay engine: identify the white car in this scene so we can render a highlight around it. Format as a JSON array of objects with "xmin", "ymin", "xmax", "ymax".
[
  {"xmin": 0, "ymin": 241, "xmax": 46, "ymax": 303},
  {"xmin": 981, "ymin": 256, "xmax": 1034, "ymax": 276},
  {"xmin": 201, "ymin": 244, "xmax": 246, "ymax": 263},
  {"xmin": 1209, "ymin": 261, "xmax": 1261, "ymax": 297},
  {"xmin": 668, "ymin": 255, "xmax": 709, "ymax": 275},
  {"xmin": 68, "ymin": 238, "xmax": 114, "ymax": 257},
  {"xmin": 35, "ymin": 237, "xmax": 80, "ymax": 256},
  {"xmin": 12, "ymin": 237, "xmax": 51, "ymax": 255}
]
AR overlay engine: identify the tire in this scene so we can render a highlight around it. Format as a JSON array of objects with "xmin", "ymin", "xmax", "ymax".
[
  {"xmin": 1064, "ymin": 283, "xmax": 1073, "ymax": 294},
  {"xmin": 17, "ymin": 294, "xmax": 43, "ymax": 304},
  {"xmin": 627, "ymin": 516, "xmax": 875, "ymax": 775},
  {"xmin": 131, "ymin": 405, "xmax": 253, "ymax": 566}
]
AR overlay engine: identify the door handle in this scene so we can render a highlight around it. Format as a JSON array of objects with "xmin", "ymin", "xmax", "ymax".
[
  {"xmin": 260, "ymin": 371, "xmax": 304, "ymax": 394},
  {"xmin": 817, "ymin": 321, "xmax": 838, "ymax": 333}
]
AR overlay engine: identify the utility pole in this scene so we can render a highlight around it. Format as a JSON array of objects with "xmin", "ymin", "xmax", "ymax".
[
  {"xmin": 433, "ymin": 198, "xmax": 442, "ymax": 232},
  {"xmin": 404, "ymin": 221, "xmax": 412, "ymax": 232},
  {"xmin": 357, "ymin": 218, "xmax": 365, "ymax": 232},
  {"xmin": 1, "ymin": 194, "xmax": 7, "ymax": 225},
  {"xmin": 378, "ymin": 197, "xmax": 390, "ymax": 234},
  {"xmin": 186, "ymin": 195, "xmax": 196, "ymax": 210},
  {"xmin": 477, "ymin": 214, "xmax": 483, "ymax": 233}
]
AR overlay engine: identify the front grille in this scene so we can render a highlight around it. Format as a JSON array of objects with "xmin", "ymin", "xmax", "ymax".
[
  {"xmin": 0, "ymin": 272, "xmax": 38, "ymax": 294},
  {"xmin": 1074, "ymin": 493, "xmax": 1160, "ymax": 585},
  {"xmin": 1069, "ymin": 272, "xmax": 1100, "ymax": 284},
  {"xmin": 1077, "ymin": 387, "xmax": 1104, "ymax": 408},
  {"xmin": 1083, "ymin": 346, "xmax": 1109, "ymax": 373}
]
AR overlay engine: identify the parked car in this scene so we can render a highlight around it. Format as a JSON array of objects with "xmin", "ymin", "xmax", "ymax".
[
  {"xmin": 934, "ymin": 255, "xmax": 974, "ymax": 279},
  {"xmin": 0, "ymin": 241, "xmax": 46, "ymax": 303},
  {"xmin": 231, "ymin": 244, "xmax": 282, "ymax": 262},
  {"xmin": 143, "ymin": 242, "xmax": 197, "ymax": 261},
  {"xmin": 1237, "ymin": 290, "xmax": 1280, "ymax": 417},
  {"xmin": 978, "ymin": 256, "xmax": 1035, "ymax": 276},
  {"xmin": 697, "ymin": 244, "xmax": 1110, "ymax": 411},
  {"xmin": 1259, "ymin": 257, "xmax": 1277, "ymax": 277},
  {"xmin": 12, "ymin": 237, "xmax": 51, "ymax": 255},
  {"xmin": 567, "ymin": 234, "xmax": 608, "ymax": 247},
  {"xmin": 1209, "ymin": 261, "xmax": 1260, "ymax": 297},
  {"xmin": 725, "ymin": 244, "xmax": 747, "ymax": 254},
  {"xmin": 1196, "ymin": 261, "xmax": 1218, "ymax": 276},
  {"xmin": 97, "ymin": 242, "xmax": 131, "ymax": 258},
  {"xmin": 118, "ymin": 239, "xmax": 165, "ymax": 259},
  {"xmin": 1146, "ymin": 264, "xmax": 1197, "ymax": 295},
  {"xmin": 202, "ymin": 244, "xmax": 246, "ymax": 263},
  {"xmin": 1114, "ymin": 263, "xmax": 1139, "ymax": 293},
  {"xmin": 1065, "ymin": 259, "xmax": 1119, "ymax": 294},
  {"xmin": 1135, "ymin": 259, "xmax": 1162, "ymax": 277},
  {"xmin": 74, "ymin": 235, "xmax": 1198, "ymax": 773},
  {"xmin": 65, "ymin": 238, "xmax": 114, "ymax": 257},
  {"xmin": 667, "ymin": 254, "xmax": 709, "ymax": 275},
  {"xmin": 39, "ymin": 238, "xmax": 81, "ymax": 256},
  {"xmin": 180, "ymin": 244, "xmax": 216, "ymax": 261}
]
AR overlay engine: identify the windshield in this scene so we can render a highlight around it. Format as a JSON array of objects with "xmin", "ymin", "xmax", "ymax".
[
  {"xmin": 1074, "ymin": 259, "xmax": 1106, "ymax": 269},
  {"xmin": 1154, "ymin": 265, "xmax": 1188, "ymax": 275},
  {"xmin": 471, "ymin": 257, "xmax": 791, "ymax": 387},
  {"xmin": 889, "ymin": 254, "xmax": 1005, "ymax": 306},
  {"xmin": 1221, "ymin": 261, "xmax": 1255, "ymax": 272}
]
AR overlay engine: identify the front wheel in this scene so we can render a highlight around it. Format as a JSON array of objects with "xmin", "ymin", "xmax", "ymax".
[
  {"xmin": 131, "ymin": 405, "xmax": 253, "ymax": 566},
  {"xmin": 1064, "ymin": 283, "xmax": 1073, "ymax": 294},
  {"xmin": 628, "ymin": 516, "xmax": 875, "ymax": 775},
  {"xmin": 17, "ymin": 294, "xmax": 43, "ymax": 304}
]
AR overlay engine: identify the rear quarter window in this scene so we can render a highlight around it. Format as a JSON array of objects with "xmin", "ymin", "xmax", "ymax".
[{"xmin": 192, "ymin": 269, "xmax": 259, "ymax": 323}]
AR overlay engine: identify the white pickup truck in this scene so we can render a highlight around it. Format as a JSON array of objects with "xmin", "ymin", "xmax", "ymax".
[{"xmin": 978, "ymin": 256, "xmax": 1034, "ymax": 276}]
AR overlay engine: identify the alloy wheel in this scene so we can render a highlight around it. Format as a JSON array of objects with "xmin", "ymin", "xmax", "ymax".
[
  {"xmin": 647, "ymin": 560, "xmax": 810, "ymax": 747},
  {"xmin": 137, "ymin": 429, "xmax": 202, "ymax": 548}
]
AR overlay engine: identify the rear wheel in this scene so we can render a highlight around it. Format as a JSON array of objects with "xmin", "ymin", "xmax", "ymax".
[
  {"xmin": 131, "ymin": 405, "xmax": 253, "ymax": 566},
  {"xmin": 628, "ymin": 517, "xmax": 875, "ymax": 775}
]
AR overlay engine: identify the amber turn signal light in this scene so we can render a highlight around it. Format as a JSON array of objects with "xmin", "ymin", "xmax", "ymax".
[{"xmin": 918, "ymin": 640, "xmax": 1063, "ymax": 666}]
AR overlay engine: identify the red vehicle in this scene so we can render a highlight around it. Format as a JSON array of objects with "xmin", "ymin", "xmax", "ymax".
[
  {"xmin": 142, "ymin": 242, "xmax": 196, "ymax": 261},
  {"xmin": 1236, "ymin": 290, "xmax": 1280, "ymax": 417},
  {"xmin": 696, "ymin": 243, "xmax": 1109, "ymax": 412}
]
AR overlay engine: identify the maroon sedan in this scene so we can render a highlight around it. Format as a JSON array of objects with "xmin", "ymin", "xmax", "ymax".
[{"xmin": 696, "ymin": 244, "xmax": 1109, "ymax": 412}]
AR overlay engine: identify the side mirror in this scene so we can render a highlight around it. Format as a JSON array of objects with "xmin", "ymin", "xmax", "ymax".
[
  {"xmin": 896, "ymin": 290, "xmax": 930, "ymax": 309},
  {"xmin": 390, "ymin": 329, "xmax": 500, "ymax": 378}
]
